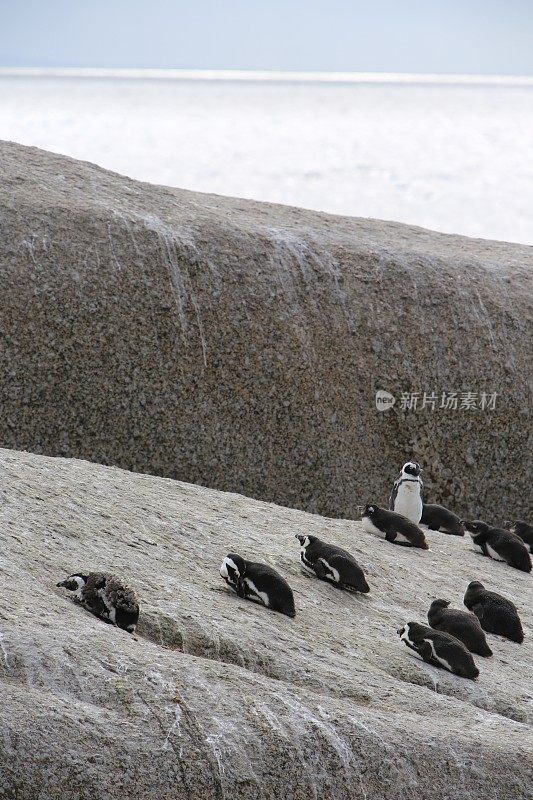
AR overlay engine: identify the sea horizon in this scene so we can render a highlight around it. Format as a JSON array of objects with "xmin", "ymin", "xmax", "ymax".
[
  {"xmin": 1, "ymin": 65, "xmax": 533, "ymax": 86},
  {"xmin": 1, "ymin": 68, "xmax": 532, "ymax": 245}
]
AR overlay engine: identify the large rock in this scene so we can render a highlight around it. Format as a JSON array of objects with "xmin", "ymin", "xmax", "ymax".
[
  {"xmin": 0, "ymin": 447, "xmax": 531, "ymax": 799},
  {"xmin": 0, "ymin": 141, "xmax": 532, "ymax": 519}
]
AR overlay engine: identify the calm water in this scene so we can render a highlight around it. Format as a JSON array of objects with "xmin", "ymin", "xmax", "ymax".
[{"xmin": 1, "ymin": 74, "xmax": 533, "ymax": 244}]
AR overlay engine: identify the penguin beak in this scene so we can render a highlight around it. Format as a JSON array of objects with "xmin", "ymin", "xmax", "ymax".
[
  {"xmin": 396, "ymin": 627, "xmax": 404, "ymax": 635},
  {"xmin": 56, "ymin": 580, "xmax": 66, "ymax": 587}
]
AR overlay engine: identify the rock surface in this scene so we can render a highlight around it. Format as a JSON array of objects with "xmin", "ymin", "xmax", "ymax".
[
  {"xmin": 0, "ymin": 447, "xmax": 532, "ymax": 799},
  {"xmin": 0, "ymin": 141, "xmax": 532, "ymax": 520}
]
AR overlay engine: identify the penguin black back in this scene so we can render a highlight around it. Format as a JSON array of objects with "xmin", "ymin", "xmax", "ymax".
[
  {"xmin": 220, "ymin": 553, "xmax": 296, "ymax": 617},
  {"xmin": 420, "ymin": 504, "xmax": 464, "ymax": 536},
  {"xmin": 362, "ymin": 504, "xmax": 428, "ymax": 549},
  {"xmin": 464, "ymin": 520, "xmax": 532, "ymax": 572},
  {"xmin": 427, "ymin": 599, "xmax": 492, "ymax": 656},
  {"xmin": 463, "ymin": 581, "xmax": 524, "ymax": 643},
  {"xmin": 295, "ymin": 534, "xmax": 370, "ymax": 593},
  {"xmin": 398, "ymin": 621, "xmax": 479, "ymax": 680},
  {"xmin": 510, "ymin": 521, "xmax": 533, "ymax": 553}
]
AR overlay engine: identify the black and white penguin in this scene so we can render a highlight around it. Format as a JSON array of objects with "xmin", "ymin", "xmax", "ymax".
[
  {"xmin": 427, "ymin": 599, "xmax": 492, "ymax": 656},
  {"xmin": 464, "ymin": 520, "xmax": 532, "ymax": 573},
  {"xmin": 362, "ymin": 504, "xmax": 428, "ymax": 549},
  {"xmin": 389, "ymin": 461, "xmax": 423, "ymax": 523},
  {"xmin": 510, "ymin": 520, "xmax": 533, "ymax": 554},
  {"xmin": 220, "ymin": 553, "xmax": 296, "ymax": 617},
  {"xmin": 295, "ymin": 534, "xmax": 369, "ymax": 593},
  {"xmin": 397, "ymin": 621, "xmax": 479, "ymax": 680},
  {"xmin": 420, "ymin": 504, "xmax": 464, "ymax": 536},
  {"xmin": 57, "ymin": 572, "xmax": 140, "ymax": 633},
  {"xmin": 464, "ymin": 581, "xmax": 524, "ymax": 643}
]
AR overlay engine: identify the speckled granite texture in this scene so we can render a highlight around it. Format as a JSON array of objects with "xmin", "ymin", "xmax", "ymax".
[{"xmin": 0, "ymin": 141, "xmax": 531, "ymax": 519}]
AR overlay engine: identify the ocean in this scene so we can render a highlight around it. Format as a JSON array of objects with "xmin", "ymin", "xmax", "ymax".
[{"xmin": 1, "ymin": 69, "xmax": 532, "ymax": 244}]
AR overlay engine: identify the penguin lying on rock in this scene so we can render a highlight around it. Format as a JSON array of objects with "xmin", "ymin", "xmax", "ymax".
[
  {"xmin": 464, "ymin": 581, "xmax": 524, "ymax": 643},
  {"xmin": 510, "ymin": 521, "xmax": 533, "ymax": 554},
  {"xmin": 389, "ymin": 462, "xmax": 423, "ymax": 523},
  {"xmin": 295, "ymin": 535, "xmax": 370, "ymax": 593},
  {"xmin": 420, "ymin": 504, "xmax": 464, "ymax": 536},
  {"xmin": 398, "ymin": 621, "xmax": 479, "ymax": 680},
  {"xmin": 220, "ymin": 554, "xmax": 296, "ymax": 617},
  {"xmin": 464, "ymin": 520, "xmax": 532, "ymax": 572},
  {"xmin": 427, "ymin": 599, "xmax": 492, "ymax": 656},
  {"xmin": 57, "ymin": 572, "xmax": 140, "ymax": 634},
  {"xmin": 362, "ymin": 504, "xmax": 428, "ymax": 549}
]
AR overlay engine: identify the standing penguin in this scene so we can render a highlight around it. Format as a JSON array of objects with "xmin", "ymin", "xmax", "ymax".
[
  {"xmin": 220, "ymin": 553, "xmax": 296, "ymax": 617},
  {"xmin": 389, "ymin": 462, "xmax": 424, "ymax": 523},
  {"xmin": 295, "ymin": 534, "xmax": 370, "ymax": 593},
  {"xmin": 57, "ymin": 572, "xmax": 140, "ymax": 634},
  {"xmin": 464, "ymin": 520, "xmax": 532, "ymax": 573},
  {"xmin": 397, "ymin": 621, "xmax": 479, "ymax": 680},
  {"xmin": 463, "ymin": 581, "xmax": 524, "ymax": 643},
  {"xmin": 362, "ymin": 504, "xmax": 428, "ymax": 549},
  {"xmin": 427, "ymin": 599, "xmax": 492, "ymax": 656},
  {"xmin": 510, "ymin": 521, "xmax": 533, "ymax": 554}
]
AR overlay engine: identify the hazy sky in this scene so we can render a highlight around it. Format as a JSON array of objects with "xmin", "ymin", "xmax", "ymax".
[{"xmin": 1, "ymin": 0, "xmax": 533, "ymax": 75}]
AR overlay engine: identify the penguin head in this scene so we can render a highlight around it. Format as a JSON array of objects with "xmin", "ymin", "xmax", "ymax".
[
  {"xmin": 57, "ymin": 573, "xmax": 88, "ymax": 591},
  {"xmin": 295, "ymin": 534, "xmax": 314, "ymax": 548},
  {"xmin": 430, "ymin": 598, "xmax": 450, "ymax": 611},
  {"xmin": 466, "ymin": 580, "xmax": 485, "ymax": 593},
  {"xmin": 220, "ymin": 553, "xmax": 246, "ymax": 584},
  {"xmin": 362, "ymin": 503, "xmax": 378, "ymax": 518},
  {"xmin": 57, "ymin": 573, "xmax": 88, "ymax": 590},
  {"xmin": 397, "ymin": 621, "xmax": 418, "ymax": 640},
  {"xmin": 398, "ymin": 621, "xmax": 424, "ymax": 642},
  {"xmin": 462, "ymin": 520, "xmax": 489, "ymax": 539},
  {"xmin": 464, "ymin": 581, "xmax": 485, "ymax": 605},
  {"xmin": 511, "ymin": 521, "xmax": 529, "ymax": 536},
  {"xmin": 402, "ymin": 462, "xmax": 421, "ymax": 478}
]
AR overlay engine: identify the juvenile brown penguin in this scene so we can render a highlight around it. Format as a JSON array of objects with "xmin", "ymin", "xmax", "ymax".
[
  {"xmin": 464, "ymin": 520, "xmax": 531, "ymax": 572},
  {"xmin": 57, "ymin": 572, "xmax": 140, "ymax": 633},
  {"xmin": 427, "ymin": 599, "xmax": 492, "ymax": 656},
  {"xmin": 463, "ymin": 581, "xmax": 524, "ymax": 643},
  {"xmin": 397, "ymin": 621, "xmax": 479, "ymax": 680},
  {"xmin": 421, "ymin": 504, "xmax": 464, "ymax": 536},
  {"xmin": 362, "ymin": 504, "xmax": 428, "ymax": 549}
]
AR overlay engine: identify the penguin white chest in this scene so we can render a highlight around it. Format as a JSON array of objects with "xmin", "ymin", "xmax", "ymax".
[
  {"xmin": 394, "ymin": 483, "xmax": 422, "ymax": 523},
  {"xmin": 486, "ymin": 543, "xmax": 506, "ymax": 562},
  {"xmin": 362, "ymin": 516, "xmax": 386, "ymax": 539}
]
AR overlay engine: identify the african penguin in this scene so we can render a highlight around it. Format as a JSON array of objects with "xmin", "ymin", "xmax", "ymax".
[
  {"xmin": 510, "ymin": 520, "xmax": 533, "ymax": 554},
  {"xmin": 464, "ymin": 581, "xmax": 524, "ymax": 643},
  {"xmin": 57, "ymin": 572, "xmax": 140, "ymax": 633},
  {"xmin": 397, "ymin": 621, "xmax": 479, "ymax": 680},
  {"xmin": 427, "ymin": 599, "xmax": 492, "ymax": 657},
  {"xmin": 420, "ymin": 504, "xmax": 464, "ymax": 536},
  {"xmin": 464, "ymin": 520, "xmax": 532, "ymax": 572},
  {"xmin": 295, "ymin": 535, "xmax": 369, "ymax": 593},
  {"xmin": 220, "ymin": 553, "xmax": 296, "ymax": 617},
  {"xmin": 389, "ymin": 461, "xmax": 423, "ymax": 523},
  {"xmin": 362, "ymin": 504, "xmax": 428, "ymax": 549}
]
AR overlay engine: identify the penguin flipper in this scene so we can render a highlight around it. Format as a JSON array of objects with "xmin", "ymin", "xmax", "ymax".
[
  {"xmin": 417, "ymin": 640, "xmax": 440, "ymax": 668},
  {"xmin": 313, "ymin": 560, "xmax": 329, "ymax": 581},
  {"xmin": 389, "ymin": 479, "xmax": 399, "ymax": 511}
]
